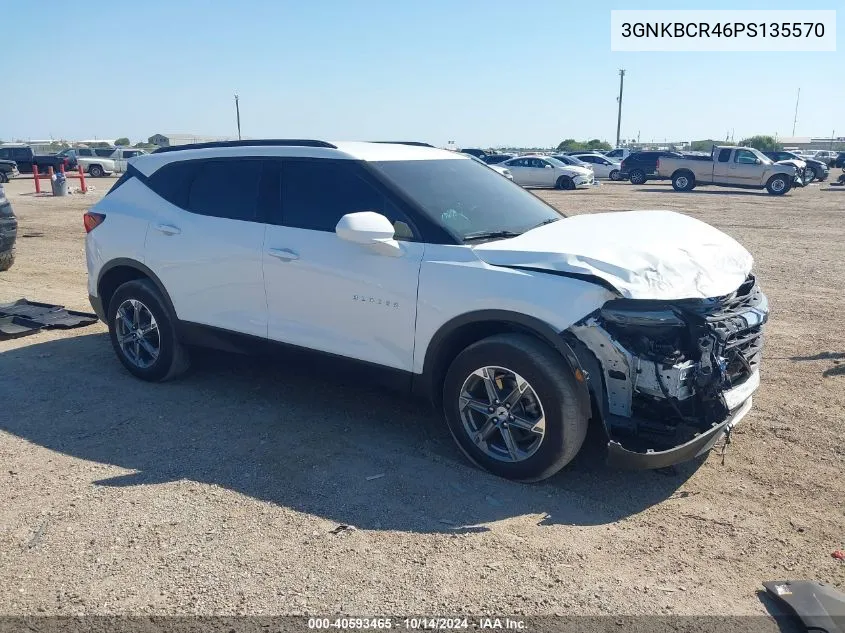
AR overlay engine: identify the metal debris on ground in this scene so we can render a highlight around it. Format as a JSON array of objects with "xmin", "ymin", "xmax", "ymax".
[
  {"xmin": 329, "ymin": 524, "xmax": 357, "ymax": 535},
  {"xmin": 365, "ymin": 473, "xmax": 385, "ymax": 481}
]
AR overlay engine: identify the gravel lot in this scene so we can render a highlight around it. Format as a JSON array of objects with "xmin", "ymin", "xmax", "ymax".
[{"xmin": 1, "ymin": 176, "xmax": 843, "ymax": 617}]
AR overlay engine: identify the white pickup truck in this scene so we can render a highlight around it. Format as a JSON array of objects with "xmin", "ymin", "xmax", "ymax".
[
  {"xmin": 656, "ymin": 146, "xmax": 799, "ymax": 195},
  {"xmin": 58, "ymin": 147, "xmax": 147, "ymax": 177}
]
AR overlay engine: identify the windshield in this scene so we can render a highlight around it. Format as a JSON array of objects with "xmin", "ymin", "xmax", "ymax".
[
  {"xmin": 545, "ymin": 156, "xmax": 576, "ymax": 168},
  {"xmin": 750, "ymin": 148, "xmax": 774, "ymax": 164},
  {"xmin": 551, "ymin": 155, "xmax": 585, "ymax": 166},
  {"xmin": 371, "ymin": 159, "xmax": 563, "ymax": 242}
]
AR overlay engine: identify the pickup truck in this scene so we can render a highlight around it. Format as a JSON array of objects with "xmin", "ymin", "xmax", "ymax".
[
  {"xmin": 0, "ymin": 145, "xmax": 68, "ymax": 174},
  {"xmin": 656, "ymin": 146, "xmax": 798, "ymax": 195},
  {"xmin": 56, "ymin": 149, "xmax": 116, "ymax": 177},
  {"xmin": 0, "ymin": 159, "xmax": 19, "ymax": 183}
]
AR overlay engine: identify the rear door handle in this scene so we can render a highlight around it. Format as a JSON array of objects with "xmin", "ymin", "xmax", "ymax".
[
  {"xmin": 268, "ymin": 248, "xmax": 300, "ymax": 262},
  {"xmin": 154, "ymin": 223, "xmax": 181, "ymax": 235}
]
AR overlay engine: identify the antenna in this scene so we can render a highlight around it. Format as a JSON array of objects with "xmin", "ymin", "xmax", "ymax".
[{"xmin": 792, "ymin": 88, "xmax": 800, "ymax": 136}]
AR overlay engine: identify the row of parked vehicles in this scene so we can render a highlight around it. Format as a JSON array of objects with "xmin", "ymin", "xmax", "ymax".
[
  {"xmin": 0, "ymin": 144, "xmax": 147, "ymax": 180},
  {"xmin": 463, "ymin": 145, "xmax": 844, "ymax": 196}
]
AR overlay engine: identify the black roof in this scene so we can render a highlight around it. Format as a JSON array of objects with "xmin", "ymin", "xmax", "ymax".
[{"xmin": 151, "ymin": 139, "xmax": 337, "ymax": 154}]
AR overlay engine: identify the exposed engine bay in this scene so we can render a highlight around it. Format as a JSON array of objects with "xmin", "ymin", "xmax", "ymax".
[{"xmin": 570, "ymin": 275, "xmax": 769, "ymax": 459}]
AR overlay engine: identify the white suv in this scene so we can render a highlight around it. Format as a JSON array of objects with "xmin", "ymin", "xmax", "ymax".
[{"xmin": 85, "ymin": 140, "xmax": 768, "ymax": 481}]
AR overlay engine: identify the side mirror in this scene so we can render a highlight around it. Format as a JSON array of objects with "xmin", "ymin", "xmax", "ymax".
[
  {"xmin": 544, "ymin": 164, "xmax": 553, "ymax": 169},
  {"xmin": 336, "ymin": 212, "xmax": 402, "ymax": 257},
  {"xmin": 755, "ymin": 159, "xmax": 762, "ymax": 165}
]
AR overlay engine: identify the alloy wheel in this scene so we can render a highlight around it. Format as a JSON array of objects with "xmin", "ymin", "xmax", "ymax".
[
  {"xmin": 114, "ymin": 298, "xmax": 160, "ymax": 369},
  {"xmin": 458, "ymin": 366, "xmax": 545, "ymax": 463}
]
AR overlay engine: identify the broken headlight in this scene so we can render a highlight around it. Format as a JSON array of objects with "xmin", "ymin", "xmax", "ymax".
[{"xmin": 600, "ymin": 301, "xmax": 685, "ymax": 328}]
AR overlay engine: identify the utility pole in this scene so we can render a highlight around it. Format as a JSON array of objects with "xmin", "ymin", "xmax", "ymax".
[
  {"xmin": 615, "ymin": 69, "xmax": 625, "ymax": 148},
  {"xmin": 792, "ymin": 88, "xmax": 800, "ymax": 136},
  {"xmin": 234, "ymin": 94, "xmax": 242, "ymax": 140}
]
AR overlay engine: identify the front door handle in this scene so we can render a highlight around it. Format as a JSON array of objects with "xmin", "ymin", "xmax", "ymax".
[
  {"xmin": 268, "ymin": 247, "xmax": 300, "ymax": 262},
  {"xmin": 154, "ymin": 223, "xmax": 181, "ymax": 235}
]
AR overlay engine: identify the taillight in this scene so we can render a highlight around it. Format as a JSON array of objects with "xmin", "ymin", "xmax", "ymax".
[{"xmin": 84, "ymin": 211, "xmax": 106, "ymax": 233}]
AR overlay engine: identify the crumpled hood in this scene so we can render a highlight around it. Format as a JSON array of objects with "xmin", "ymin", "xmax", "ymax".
[{"xmin": 473, "ymin": 210, "xmax": 754, "ymax": 300}]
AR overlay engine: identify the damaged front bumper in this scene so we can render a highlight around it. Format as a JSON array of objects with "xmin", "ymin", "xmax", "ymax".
[{"xmin": 569, "ymin": 275, "xmax": 768, "ymax": 470}]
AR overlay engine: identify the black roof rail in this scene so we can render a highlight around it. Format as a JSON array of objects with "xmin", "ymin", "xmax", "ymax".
[
  {"xmin": 371, "ymin": 141, "xmax": 435, "ymax": 148},
  {"xmin": 152, "ymin": 139, "xmax": 336, "ymax": 154}
]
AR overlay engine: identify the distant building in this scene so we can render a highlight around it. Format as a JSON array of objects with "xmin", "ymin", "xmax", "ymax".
[
  {"xmin": 148, "ymin": 133, "xmax": 236, "ymax": 147},
  {"xmin": 777, "ymin": 136, "xmax": 845, "ymax": 151}
]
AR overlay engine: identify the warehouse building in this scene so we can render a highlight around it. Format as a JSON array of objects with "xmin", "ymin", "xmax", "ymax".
[{"xmin": 148, "ymin": 133, "xmax": 236, "ymax": 147}]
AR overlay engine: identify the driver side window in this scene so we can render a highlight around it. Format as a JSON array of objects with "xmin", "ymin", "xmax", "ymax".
[{"xmin": 735, "ymin": 150, "xmax": 758, "ymax": 165}]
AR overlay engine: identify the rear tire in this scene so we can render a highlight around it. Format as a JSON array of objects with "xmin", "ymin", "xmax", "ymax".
[
  {"xmin": 672, "ymin": 172, "xmax": 695, "ymax": 191},
  {"xmin": 107, "ymin": 279, "xmax": 190, "ymax": 382},
  {"xmin": 89, "ymin": 164, "xmax": 104, "ymax": 178},
  {"xmin": 442, "ymin": 333, "xmax": 589, "ymax": 482},
  {"xmin": 766, "ymin": 174, "xmax": 790, "ymax": 195},
  {"xmin": 555, "ymin": 176, "xmax": 575, "ymax": 190},
  {"xmin": 0, "ymin": 249, "xmax": 14, "ymax": 272},
  {"xmin": 0, "ymin": 172, "xmax": 8, "ymax": 184},
  {"xmin": 629, "ymin": 169, "xmax": 646, "ymax": 185},
  {"xmin": 609, "ymin": 169, "xmax": 620, "ymax": 181}
]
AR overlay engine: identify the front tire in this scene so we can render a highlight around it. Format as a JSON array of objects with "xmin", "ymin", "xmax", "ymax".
[
  {"xmin": 609, "ymin": 169, "xmax": 620, "ymax": 181},
  {"xmin": 672, "ymin": 172, "xmax": 695, "ymax": 191},
  {"xmin": 442, "ymin": 334, "xmax": 589, "ymax": 482},
  {"xmin": 804, "ymin": 167, "xmax": 816, "ymax": 184},
  {"xmin": 0, "ymin": 172, "xmax": 8, "ymax": 184},
  {"xmin": 629, "ymin": 169, "xmax": 646, "ymax": 185},
  {"xmin": 555, "ymin": 176, "xmax": 575, "ymax": 190},
  {"xmin": 89, "ymin": 164, "xmax": 104, "ymax": 178},
  {"xmin": 766, "ymin": 174, "xmax": 790, "ymax": 195},
  {"xmin": 107, "ymin": 279, "xmax": 190, "ymax": 382}
]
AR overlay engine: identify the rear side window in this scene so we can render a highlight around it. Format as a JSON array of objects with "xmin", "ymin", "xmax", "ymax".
[
  {"xmin": 718, "ymin": 149, "xmax": 732, "ymax": 162},
  {"xmin": 94, "ymin": 148, "xmax": 115, "ymax": 157},
  {"xmin": 279, "ymin": 160, "xmax": 409, "ymax": 234},
  {"xmin": 187, "ymin": 159, "xmax": 262, "ymax": 222}
]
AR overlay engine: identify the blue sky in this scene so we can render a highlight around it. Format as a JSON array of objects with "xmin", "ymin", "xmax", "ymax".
[{"xmin": 3, "ymin": 0, "xmax": 841, "ymax": 147}]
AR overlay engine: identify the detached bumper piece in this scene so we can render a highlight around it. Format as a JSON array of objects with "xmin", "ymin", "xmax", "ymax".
[
  {"xmin": 0, "ymin": 299, "xmax": 98, "ymax": 340},
  {"xmin": 763, "ymin": 580, "xmax": 845, "ymax": 633}
]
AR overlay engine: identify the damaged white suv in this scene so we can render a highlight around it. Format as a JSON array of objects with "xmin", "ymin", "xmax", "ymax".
[{"xmin": 85, "ymin": 140, "xmax": 768, "ymax": 481}]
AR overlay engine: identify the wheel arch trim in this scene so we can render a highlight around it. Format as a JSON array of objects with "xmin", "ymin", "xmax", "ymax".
[
  {"xmin": 415, "ymin": 309, "xmax": 591, "ymax": 413},
  {"xmin": 97, "ymin": 258, "xmax": 178, "ymax": 319}
]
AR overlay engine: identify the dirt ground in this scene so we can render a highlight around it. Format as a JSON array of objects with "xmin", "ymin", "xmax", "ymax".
[{"xmin": 0, "ymin": 175, "xmax": 843, "ymax": 617}]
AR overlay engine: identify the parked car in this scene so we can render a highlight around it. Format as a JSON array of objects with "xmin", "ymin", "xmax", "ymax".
[
  {"xmin": 834, "ymin": 152, "xmax": 845, "ymax": 169},
  {"xmin": 763, "ymin": 151, "xmax": 828, "ymax": 183},
  {"xmin": 604, "ymin": 148, "xmax": 632, "ymax": 161},
  {"xmin": 810, "ymin": 150, "xmax": 838, "ymax": 165},
  {"xmin": 501, "ymin": 155, "xmax": 594, "ymax": 189},
  {"xmin": 466, "ymin": 154, "xmax": 514, "ymax": 180},
  {"xmin": 84, "ymin": 139, "xmax": 768, "ymax": 480},
  {"xmin": 57, "ymin": 149, "xmax": 116, "ymax": 177},
  {"xmin": 550, "ymin": 154, "xmax": 589, "ymax": 167},
  {"xmin": 657, "ymin": 146, "xmax": 798, "ymax": 195},
  {"xmin": 0, "ymin": 159, "xmax": 19, "ymax": 183},
  {"xmin": 571, "ymin": 153, "xmax": 622, "ymax": 180},
  {"xmin": 0, "ymin": 184, "xmax": 16, "ymax": 271},
  {"xmin": 619, "ymin": 151, "xmax": 681, "ymax": 184},
  {"xmin": 482, "ymin": 153, "xmax": 514, "ymax": 165},
  {"xmin": 0, "ymin": 144, "xmax": 68, "ymax": 174},
  {"xmin": 459, "ymin": 148, "xmax": 487, "ymax": 159}
]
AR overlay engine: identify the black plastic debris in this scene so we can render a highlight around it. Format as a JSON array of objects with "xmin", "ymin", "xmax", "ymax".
[{"xmin": 0, "ymin": 299, "xmax": 98, "ymax": 340}]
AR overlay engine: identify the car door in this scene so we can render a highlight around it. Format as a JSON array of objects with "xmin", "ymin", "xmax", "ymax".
[
  {"xmin": 530, "ymin": 158, "xmax": 555, "ymax": 186},
  {"xmin": 729, "ymin": 149, "xmax": 765, "ymax": 185},
  {"xmin": 711, "ymin": 148, "xmax": 733, "ymax": 183},
  {"xmin": 143, "ymin": 158, "xmax": 269, "ymax": 337},
  {"xmin": 503, "ymin": 158, "xmax": 532, "ymax": 186},
  {"xmin": 262, "ymin": 159, "xmax": 424, "ymax": 371}
]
